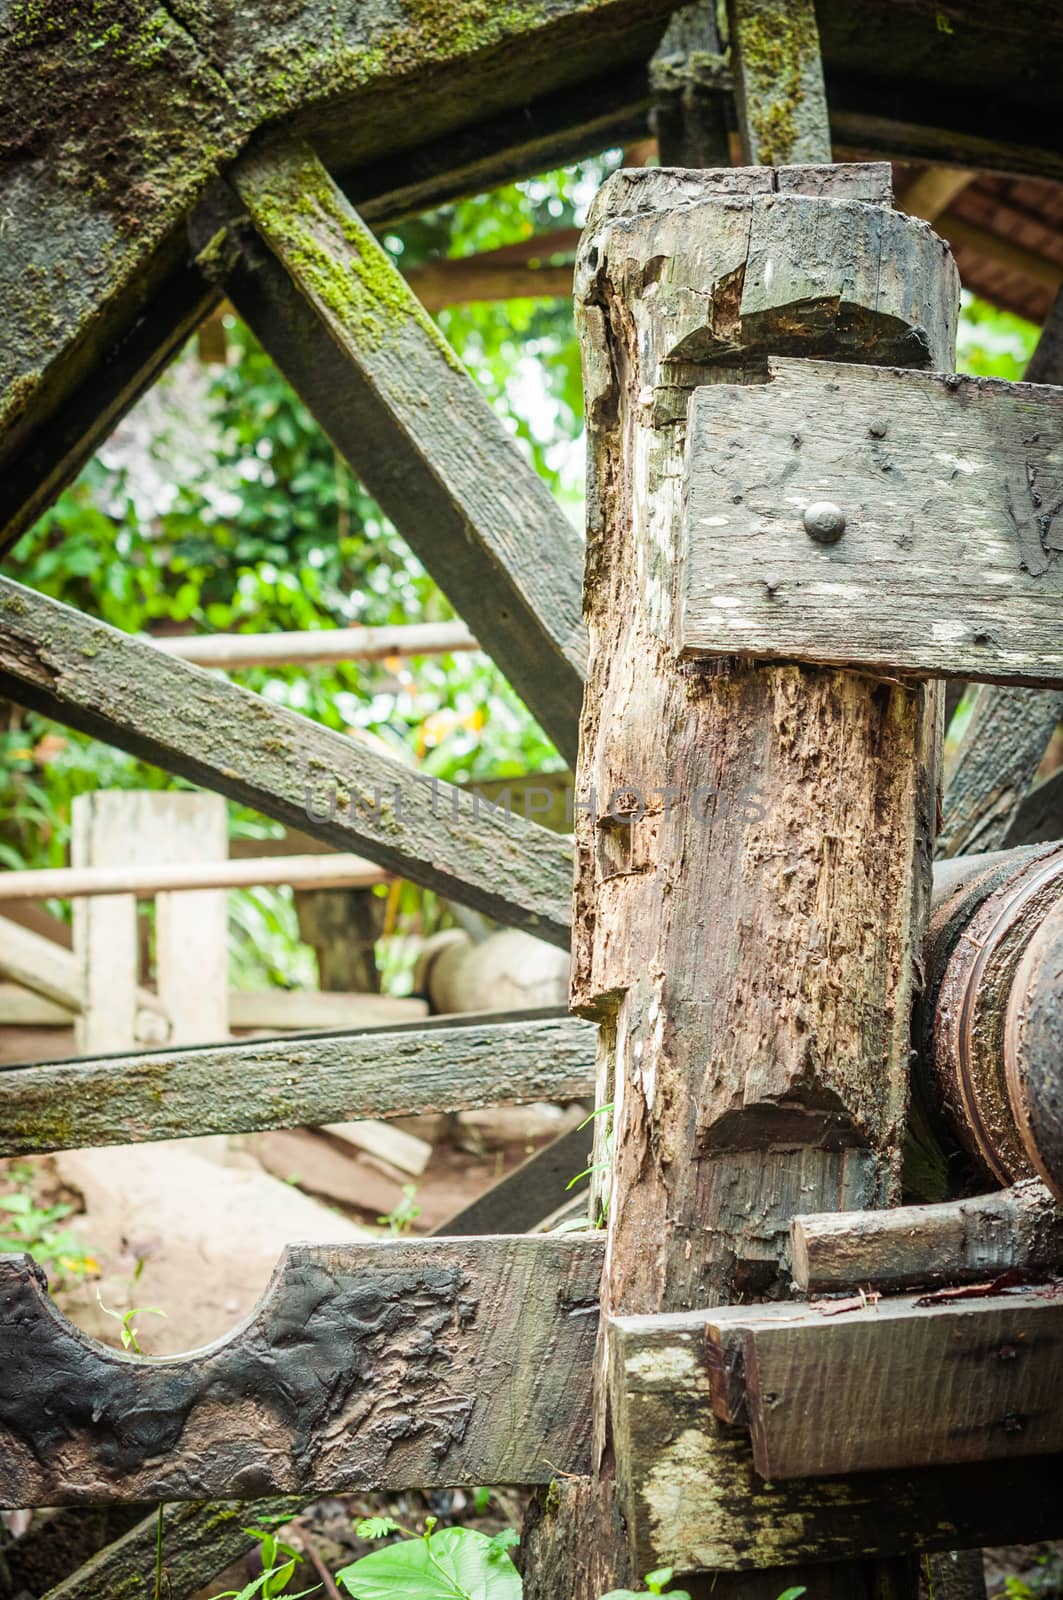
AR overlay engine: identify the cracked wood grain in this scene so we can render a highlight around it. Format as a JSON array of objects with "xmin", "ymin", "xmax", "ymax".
[
  {"xmin": 679, "ymin": 360, "xmax": 1063, "ymax": 686},
  {"xmin": 524, "ymin": 165, "xmax": 956, "ymax": 1595},
  {"xmin": 0, "ymin": 1236, "xmax": 602, "ymax": 1508},
  {"xmin": 0, "ymin": 577, "xmax": 572, "ymax": 945}
]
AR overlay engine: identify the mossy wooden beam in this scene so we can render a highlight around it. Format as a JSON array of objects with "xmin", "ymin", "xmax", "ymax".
[
  {"xmin": 43, "ymin": 1497, "xmax": 306, "ymax": 1600},
  {"xmin": 728, "ymin": 0, "xmax": 831, "ymax": 165},
  {"xmin": 0, "ymin": 1235, "xmax": 603, "ymax": 1507},
  {"xmin": 607, "ymin": 1308, "xmax": 1063, "ymax": 1567},
  {"xmin": 0, "ymin": 0, "xmax": 678, "ymax": 551},
  {"xmin": 0, "ymin": 577, "xmax": 573, "ymax": 945},
  {"xmin": 220, "ymin": 140, "xmax": 586, "ymax": 763},
  {"xmin": 0, "ymin": 1009, "xmax": 595, "ymax": 1158}
]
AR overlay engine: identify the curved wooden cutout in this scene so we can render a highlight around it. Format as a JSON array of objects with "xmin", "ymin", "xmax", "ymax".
[{"xmin": 0, "ymin": 1235, "xmax": 602, "ymax": 1508}]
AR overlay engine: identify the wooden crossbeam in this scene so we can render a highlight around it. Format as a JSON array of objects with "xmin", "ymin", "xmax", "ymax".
[
  {"xmin": 679, "ymin": 360, "xmax": 1063, "ymax": 686},
  {"xmin": 791, "ymin": 1179, "xmax": 1063, "ymax": 1295},
  {"xmin": 608, "ymin": 1306, "xmax": 1063, "ymax": 1571},
  {"xmin": 0, "ymin": 1235, "xmax": 602, "ymax": 1507},
  {"xmin": 211, "ymin": 140, "xmax": 586, "ymax": 765},
  {"xmin": 0, "ymin": 1009, "xmax": 595, "ymax": 1157},
  {"xmin": 0, "ymin": 577, "xmax": 573, "ymax": 945}
]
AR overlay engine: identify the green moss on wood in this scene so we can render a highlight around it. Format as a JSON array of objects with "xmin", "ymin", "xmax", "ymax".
[
  {"xmin": 734, "ymin": 0, "xmax": 819, "ymax": 166},
  {"xmin": 237, "ymin": 144, "xmax": 466, "ymax": 371}
]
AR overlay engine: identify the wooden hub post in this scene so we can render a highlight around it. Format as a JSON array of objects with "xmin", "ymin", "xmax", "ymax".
[{"xmin": 524, "ymin": 164, "xmax": 958, "ymax": 1595}]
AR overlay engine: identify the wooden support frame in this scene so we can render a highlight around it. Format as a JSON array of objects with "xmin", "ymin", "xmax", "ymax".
[
  {"xmin": 0, "ymin": 1235, "xmax": 602, "ymax": 1506},
  {"xmin": 0, "ymin": 576, "xmax": 573, "ymax": 946},
  {"xmin": 703, "ymin": 1289, "xmax": 1063, "ymax": 1480},
  {"xmin": 0, "ymin": 1009, "xmax": 595, "ymax": 1158}
]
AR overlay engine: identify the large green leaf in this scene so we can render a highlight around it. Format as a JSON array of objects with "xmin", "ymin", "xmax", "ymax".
[{"xmin": 336, "ymin": 1526, "xmax": 521, "ymax": 1600}]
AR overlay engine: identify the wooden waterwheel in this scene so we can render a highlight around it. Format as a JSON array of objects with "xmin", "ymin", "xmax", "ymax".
[{"xmin": 1, "ymin": 2, "xmax": 1062, "ymax": 1596}]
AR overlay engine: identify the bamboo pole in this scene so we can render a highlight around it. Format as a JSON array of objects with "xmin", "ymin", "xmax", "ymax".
[
  {"xmin": 0, "ymin": 854, "xmax": 388, "ymax": 903},
  {"xmin": 151, "ymin": 619, "xmax": 478, "ymax": 670}
]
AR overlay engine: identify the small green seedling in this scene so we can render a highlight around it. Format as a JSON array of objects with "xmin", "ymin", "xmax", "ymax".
[
  {"xmin": 599, "ymin": 1566, "xmax": 692, "ymax": 1598},
  {"xmin": 0, "ymin": 1188, "xmax": 98, "ymax": 1287},
  {"xmin": 377, "ymin": 1185, "xmax": 422, "ymax": 1236},
  {"xmin": 96, "ymin": 1289, "xmax": 166, "ymax": 1355},
  {"xmin": 337, "ymin": 1514, "xmax": 520, "ymax": 1599}
]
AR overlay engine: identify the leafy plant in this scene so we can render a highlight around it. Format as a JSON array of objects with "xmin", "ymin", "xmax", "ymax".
[
  {"xmin": 202, "ymin": 1524, "xmax": 317, "ymax": 1599},
  {"xmin": 0, "ymin": 1180, "xmax": 98, "ymax": 1288},
  {"xmin": 337, "ymin": 1514, "xmax": 521, "ymax": 1599}
]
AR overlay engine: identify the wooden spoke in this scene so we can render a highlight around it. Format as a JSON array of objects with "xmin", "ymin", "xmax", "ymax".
[
  {"xmin": 0, "ymin": 1236, "xmax": 602, "ymax": 1505},
  {"xmin": 940, "ymin": 686, "xmax": 1063, "ymax": 856},
  {"xmin": 938, "ymin": 287, "xmax": 1063, "ymax": 856},
  {"xmin": 0, "ymin": 1009, "xmax": 595, "ymax": 1158},
  {"xmin": 729, "ymin": 0, "xmax": 831, "ymax": 166},
  {"xmin": 213, "ymin": 140, "xmax": 586, "ymax": 764},
  {"xmin": 0, "ymin": 577, "xmax": 573, "ymax": 944}
]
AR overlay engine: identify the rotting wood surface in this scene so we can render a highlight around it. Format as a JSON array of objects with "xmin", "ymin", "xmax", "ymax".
[{"xmin": 0, "ymin": 1236, "xmax": 602, "ymax": 1507}]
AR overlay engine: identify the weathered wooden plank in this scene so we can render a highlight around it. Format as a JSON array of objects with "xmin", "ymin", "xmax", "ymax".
[
  {"xmin": 219, "ymin": 140, "xmax": 586, "ymax": 764},
  {"xmin": 0, "ymin": 577, "xmax": 573, "ymax": 945},
  {"xmin": 729, "ymin": 0, "xmax": 831, "ymax": 166},
  {"xmin": 939, "ymin": 685, "xmax": 1063, "ymax": 857},
  {"xmin": 0, "ymin": 1234, "xmax": 601, "ymax": 1507},
  {"xmin": 706, "ymin": 1288, "xmax": 1063, "ymax": 1479},
  {"xmin": 792, "ymin": 1179, "xmax": 1063, "ymax": 1295},
  {"xmin": 434, "ymin": 1122, "xmax": 593, "ymax": 1236},
  {"xmin": 42, "ymin": 1498, "xmax": 305, "ymax": 1600},
  {"xmin": 937, "ymin": 290, "xmax": 1063, "ymax": 858},
  {"xmin": 679, "ymin": 359, "xmax": 1063, "ymax": 685},
  {"xmin": 1004, "ymin": 766, "xmax": 1063, "ymax": 848},
  {"xmin": 0, "ymin": 1009, "xmax": 595, "ymax": 1157},
  {"xmin": 608, "ymin": 1307, "xmax": 1063, "ymax": 1568}
]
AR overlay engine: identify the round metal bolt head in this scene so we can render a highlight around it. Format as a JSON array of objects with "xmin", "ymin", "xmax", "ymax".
[{"xmin": 802, "ymin": 501, "xmax": 846, "ymax": 544}]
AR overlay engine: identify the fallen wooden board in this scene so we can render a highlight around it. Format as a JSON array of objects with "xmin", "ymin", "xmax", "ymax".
[
  {"xmin": 0, "ymin": 577, "xmax": 573, "ymax": 946},
  {"xmin": 609, "ymin": 1307, "xmax": 1063, "ymax": 1570},
  {"xmin": 0, "ymin": 1235, "xmax": 601, "ymax": 1506},
  {"xmin": 702, "ymin": 1288, "xmax": 1063, "ymax": 1479},
  {"xmin": 679, "ymin": 359, "xmax": 1063, "ymax": 686},
  {"xmin": 0, "ymin": 1009, "xmax": 596, "ymax": 1156},
  {"xmin": 322, "ymin": 1118, "xmax": 432, "ymax": 1177},
  {"xmin": 792, "ymin": 1180, "xmax": 1063, "ymax": 1294},
  {"xmin": 434, "ymin": 1121, "xmax": 594, "ymax": 1236}
]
